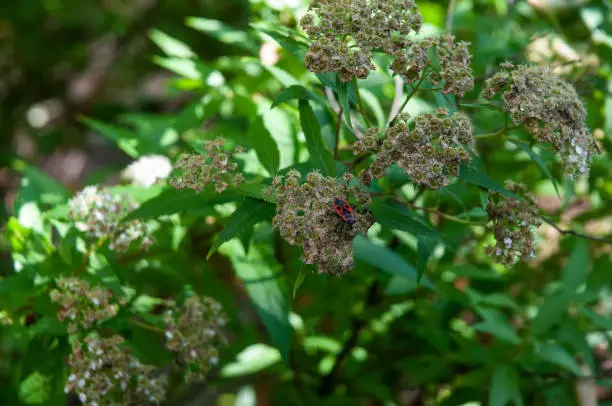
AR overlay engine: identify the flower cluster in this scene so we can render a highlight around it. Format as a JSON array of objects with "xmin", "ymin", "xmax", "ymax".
[
  {"xmin": 300, "ymin": 0, "xmax": 423, "ymax": 82},
  {"xmin": 50, "ymin": 277, "xmax": 124, "ymax": 334},
  {"xmin": 65, "ymin": 334, "xmax": 168, "ymax": 406},
  {"xmin": 429, "ymin": 34, "xmax": 474, "ymax": 96},
  {"xmin": 483, "ymin": 62, "xmax": 595, "ymax": 177},
  {"xmin": 265, "ymin": 170, "xmax": 374, "ymax": 275},
  {"xmin": 169, "ymin": 138, "xmax": 244, "ymax": 193},
  {"xmin": 355, "ymin": 109, "xmax": 473, "ymax": 189},
  {"xmin": 121, "ymin": 155, "xmax": 172, "ymax": 188},
  {"xmin": 164, "ymin": 295, "xmax": 227, "ymax": 382},
  {"xmin": 391, "ymin": 34, "xmax": 474, "ymax": 96},
  {"xmin": 485, "ymin": 181, "xmax": 542, "ymax": 267},
  {"xmin": 69, "ymin": 186, "xmax": 153, "ymax": 251}
]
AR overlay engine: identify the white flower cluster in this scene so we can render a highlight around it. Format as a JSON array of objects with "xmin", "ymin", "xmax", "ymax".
[
  {"xmin": 69, "ymin": 186, "xmax": 152, "ymax": 251},
  {"xmin": 121, "ymin": 155, "xmax": 172, "ymax": 187}
]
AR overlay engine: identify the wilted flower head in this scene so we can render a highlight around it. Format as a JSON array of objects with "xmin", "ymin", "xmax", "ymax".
[
  {"xmin": 357, "ymin": 109, "xmax": 473, "ymax": 189},
  {"xmin": 65, "ymin": 334, "xmax": 168, "ymax": 406},
  {"xmin": 266, "ymin": 170, "xmax": 374, "ymax": 275},
  {"xmin": 483, "ymin": 62, "xmax": 595, "ymax": 178},
  {"xmin": 430, "ymin": 34, "xmax": 474, "ymax": 96},
  {"xmin": 164, "ymin": 295, "xmax": 227, "ymax": 382},
  {"xmin": 68, "ymin": 186, "xmax": 153, "ymax": 251},
  {"xmin": 169, "ymin": 138, "xmax": 244, "ymax": 193},
  {"xmin": 485, "ymin": 181, "xmax": 541, "ymax": 267},
  {"xmin": 122, "ymin": 155, "xmax": 172, "ymax": 187},
  {"xmin": 300, "ymin": 0, "xmax": 422, "ymax": 82},
  {"xmin": 50, "ymin": 277, "xmax": 124, "ymax": 334}
]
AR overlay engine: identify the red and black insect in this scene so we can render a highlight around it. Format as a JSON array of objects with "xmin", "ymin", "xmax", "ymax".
[{"xmin": 333, "ymin": 197, "xmax": 356, "ymax": 226}]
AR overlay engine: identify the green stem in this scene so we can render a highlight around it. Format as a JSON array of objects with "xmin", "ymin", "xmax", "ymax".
[
  {"xmin": 353, "ymin": 78, "xmax": 372, "ymax": 128},
  {"xmin": 388, "ymin": 65, "xmax": 429, "ymax": 128}
]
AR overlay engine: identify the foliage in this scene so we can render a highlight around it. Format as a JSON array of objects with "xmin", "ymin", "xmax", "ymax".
[{"xmin": 2, "ymin": 0, "xmax": 612, "ymax": 405}]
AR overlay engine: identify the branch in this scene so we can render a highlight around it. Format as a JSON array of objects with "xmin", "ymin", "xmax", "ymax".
[{"xmin": 539, "ymin": 216, "xmax": 612, "ymax": 244}]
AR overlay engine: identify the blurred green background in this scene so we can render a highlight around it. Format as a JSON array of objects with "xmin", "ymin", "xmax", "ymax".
[{"xmin": 2, "ymin": 0, "xmax": 612, "ymax": 405}]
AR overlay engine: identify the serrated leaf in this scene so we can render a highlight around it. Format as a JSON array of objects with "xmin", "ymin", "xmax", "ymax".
[
  {"xmin": 562, "ymin": 239, "xmax": 590, "ymax": 291},
  {"xmin": 123, "ymin": 188, "xmax": 242, "ymax": 221},
  {"xmin": 220, "ymin": 241, "xmax": 290, "ymax": 361},
  {"xmin": 336, "ymin": 77, "xmax": 353, "ymax": 130},
  {"xmin": 293, "ymin": 268, "xmax": 307, "ymax": 298},
  {"xmin": 537, "ymin": 342, "xmax": 582, "ymax": 375},
  {"xmin": 298, "ymin": 100, "xmax": 335, "ymax": 176},
  {"xmin": 207, "ymin": 198, "xmax": 275, "ymax": 258},
  {"xmin": 353, "ymin": 235, "xmax": 433, "ymax": 289},
  {"xmin": 249, "ymin": 116, "xmax": 280, "ymax": 175},
  {"xmin": 150, "ymin": 28, "xmax": 195, "ymax": 58},
  {"xmin": 489, "ymin": 365, "xmax": 523, "ymax": 406},
  {"xmin": 369, "ymin": 197, "xmax": 442, "ymax": 242},
  {"xmin": 19, "ymin": 372, "xmax": 51, "ymax": 404},
  {"xmin": 510, "ymin": 140, "xmax": 560, "ymax": 198},
  {"xmin": 532, "ymin": 290, "xmax": 571, "ymax": 336}
]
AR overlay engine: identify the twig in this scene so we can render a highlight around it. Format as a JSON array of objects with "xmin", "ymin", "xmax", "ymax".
[{"xmin": 539, "ymin": 216, "xmax": 612, "ymax": 244}]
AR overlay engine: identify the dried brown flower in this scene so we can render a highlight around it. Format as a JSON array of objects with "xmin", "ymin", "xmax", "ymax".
[
  {"xmin": 266, "ymin": 170, "xmax": 374, "ymax": 275},
  {"xmin": 483, "ymin": 62, "xmax": 595, "ymax": 177},
  {"xmin": 169, "ymin": 138, "xmax": 244, "ymax": 193}
]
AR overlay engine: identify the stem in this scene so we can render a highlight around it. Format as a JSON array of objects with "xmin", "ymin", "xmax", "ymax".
[
  {"xmin": 446, "ymin": 0, "xmax": 457, "ymax": 31},
  {"xmin": 130, "ymin": 317, "xmax": 165, "ymax": 334},
  {"xmin": 388, "ymin": 65, "xmax": 429, "ymax": 127},
  {"xmin": 353, "ymin": 78, "xmax": 372, "ymax": 128},
  {"xmin": 334, "ymin": 106, "xmax": 343, "ymax": 160}
]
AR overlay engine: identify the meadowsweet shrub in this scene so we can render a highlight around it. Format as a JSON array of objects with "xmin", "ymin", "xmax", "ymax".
[{"xmin": 3, "ymin": 0, "xmax": 609, "ymax": 405}]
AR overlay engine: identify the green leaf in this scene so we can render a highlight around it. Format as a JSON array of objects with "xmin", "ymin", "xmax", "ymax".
[
  {"xmin": 561, "ymin": 239, "xmax": 590, "ymax": 291},
  {"xmin": 149, "ymin": 28, "xmax": 195, "ymax": 58},
  {"xmin": 208, "ymin": 198, "xmax": 275, "ymax": 259},
  {"xmin": 416, "ymin": 236, "xmax": 436, "ymax": 284},
  {"xmin": 19, "ymin": 372, "xmax": 51, "ymax": 404},
  {"xmin": 510, "ymin": 140, "xmax": 560, "ymax": 198},
  {"xmin": 221, "ymin": 344, "xmax": 281, "ymax": 377},
  {"xmin": 271, "ymin": 85, "xmax": 320, "ymax": 109},
  {"xmin": 537, "ymin": 342, "xmax": 582, "ymax": 375},
  {"xmin": 123, "ymin": 188, "xmax": 242, "ymax": 221},
  {"xmin": 532, "ymin": 290, "xmax": 571, "ymax": 336},
  {"xmin": 220, "ymin": 241, "xmax": 290, "ymax": 361},
  {"xmin": 153, "ymin": 57, "xmax": 210, "ymax": 81},
  {"xmin": 80, "ymin": 117, "xmax": 140, "ymax": 157},
  {"xmin": 336, "ymin": 77, "xmax": 353, "ymax": 130},
  {"xmin": 293, "ymin": 268, "xmax": 307, "ymax": 298},
  {"xmin": 459, "ymin": 161, "xmax": 522, "ymax": 201},
  {"xmin": 369, "ymin": 197, "xmax": 442, "ymax": 242},
  {"xmin": 578, "ymin": 307, "xmax": 612, "ymax": 331},
  {"xmin": 249, "ymin": 116, "xmax": 280, "ymax": 175},
  {"xmin": 473, "ymin": 308, "xmax": 520, "ymax": 345},
  {"xmin": 187, "ymin": 17, "xmax": 258, "ymax": 53},
  {"xmin": 489, "ymin": 365, "xmax": 523, "ymax": 406},
  {"xmin": 298, "ymin": 100, "xmax": 335, "ymax": 176},
  {"xmin": 353, "ymin": 236, "xmax": 433, "ymax": 289}
]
